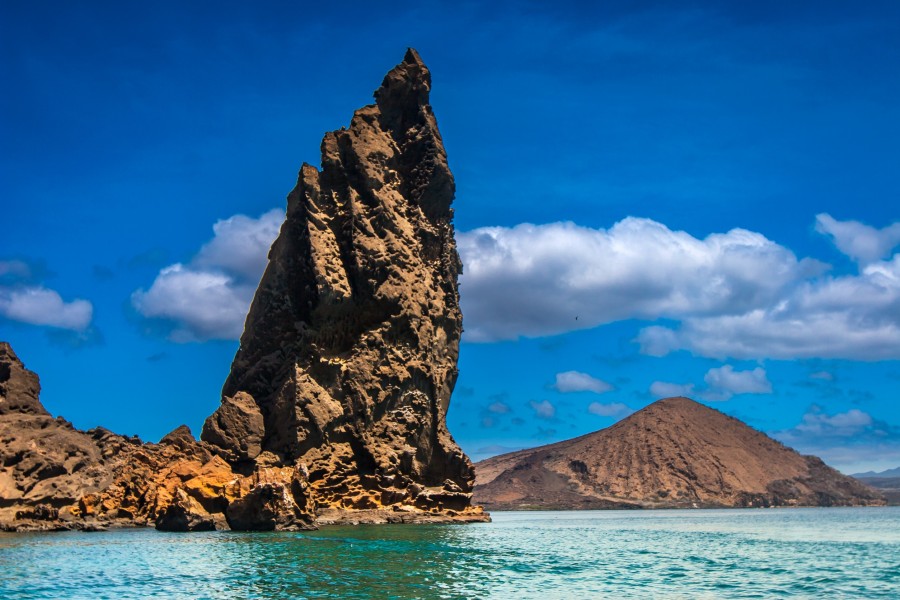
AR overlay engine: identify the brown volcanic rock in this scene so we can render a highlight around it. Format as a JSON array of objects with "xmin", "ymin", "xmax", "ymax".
[
  {"xmin": 0, "ymin": 343, "xmax": 115, "ymax": 529},
  {"xmin": 201, "ymin": 49, "xmax": 485, "ymax": 524},
  {"xmin": 0, "ymin": 342, "xmax": 249, "ymax": 531},
  {"xmin": 0, "ymin": 342, "xmax": 46, "ymax": 416},
  {"xmin": 474, "ymin": 397, "xmax": 885, "ymax": 510},
  {"xmin": 1, "ymin": 49, "xmax": 485, "ymax": 531}
]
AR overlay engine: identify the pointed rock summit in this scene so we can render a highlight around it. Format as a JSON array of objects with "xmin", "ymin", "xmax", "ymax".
[
  {"xmin": 201, "ymin": 48, "xmax": 484, "ymax": 522},
  {"xmin": 474, "ymin": 397, "xmax": 884, "ymax": 509}
]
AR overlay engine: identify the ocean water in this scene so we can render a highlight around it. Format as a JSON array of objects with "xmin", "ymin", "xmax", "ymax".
[{"xmin": 1, "ymin": 508, "xmax": 898, "ymax": 599}]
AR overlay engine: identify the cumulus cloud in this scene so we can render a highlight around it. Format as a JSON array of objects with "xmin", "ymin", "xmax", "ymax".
[
  {"xmin": 458, "ymin": 218, "xmax": 817, "ymax": 342},
  {"xmin": 553, "ymin": 370, "xmax": 613, "ymax": 394},
  {"xmin": 132, "ymin": 209, "xmax": 283, "ymax": 342},
  {"xmin": 528, "ymin": 399, "xmax": 556, "ymax": 420},
  {"xmin": 637, "ymin": 253, "xmax": 900, "ymax": 360},
  {"xmin": 0, "ymin": 259, "xmax": 93, "ymax": 332},
  {"xmin": 793, "ymin": 407, "xmax": 873, "ymax": 436},
  {"xmin": 132, "ymin": 265, "xmax": 255, "ymax": 342},
  {"xmin": 459, "ymin": 214, "xmax": 900, "ymax": 360},
  {"xmin": 704, "ymin": 365, "xmax": 771, "ymax": 395},
  {"xmin": 774, "ymin": 405, "xmax": 900, "ymax": 472},
  {"xmin": 650, "ymin": 365, "xmax": 771, "ymax": 401},
  {"xmin": 194, "ymin": 211, "xmax": 283, "ymax": 280},
  {"xmin": 815, "ymin": 213, "xmax": 900, "ymax": 265},
  {"xmin": 587, "ymin": 401, "xmax": 633, "ymax": 418},
  {"xmin": 0, "ymin": 285, "xmax": 93, "ymax": 331}
]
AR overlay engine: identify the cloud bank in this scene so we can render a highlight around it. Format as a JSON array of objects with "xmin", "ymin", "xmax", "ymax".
[{"xmin": 458, "ymin": 215, "xmax": 900, "ymax": 360}]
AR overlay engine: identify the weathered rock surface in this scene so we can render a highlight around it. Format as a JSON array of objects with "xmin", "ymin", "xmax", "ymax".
[
  {"xmin": 0, "ymin": 341, "xmax": 314, "ymax": 532},
  {"xmin": 0, "ymin": 343, "xmax": 118, "ymax": 530},
  {"xmin": 1, "ymin": 49, "xmax": 485, "ymax": 531},
  {"xmin": 201, "ymin": 48, "xmax": 486, "ymax": 524},
  {"xmin": 474, "ymin": 397, "xmax": 885, "ymax": 510}
]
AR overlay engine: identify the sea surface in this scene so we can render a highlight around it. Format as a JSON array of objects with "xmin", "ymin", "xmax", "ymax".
[{"xmin": 1, "ymin": 507, "xmax": 898, "ymax": 599}]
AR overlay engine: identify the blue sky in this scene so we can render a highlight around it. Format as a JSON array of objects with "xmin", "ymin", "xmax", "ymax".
[{"xmin": 2, "ymin": 1, "xmax": 899, "ymax": 473}]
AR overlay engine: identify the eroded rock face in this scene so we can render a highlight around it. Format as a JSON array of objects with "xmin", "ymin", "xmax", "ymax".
[
  {"xmin": 474, "ymin": 397, "xmax": 885, "ymax": 510},
  {"xmin": 0, "ymin": 342, "xmax": 313, "ymax": 532},
  {"xmin": 1, "ymin": 49, "xmax": 485, "ymax": 532},
  {"xmin": 201, "ymin": 48, "xmax": 484, "ymax": 522}
]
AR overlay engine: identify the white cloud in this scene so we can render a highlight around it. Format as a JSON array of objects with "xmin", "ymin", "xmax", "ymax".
[
  {"xmin": 704, "ymin": 365, "xmax": 771, "ymax": 395},
  {"xmin": 132, "ymin": 265, "xmax": 255, "ymax": 342},
  {"xmin": 773, "ymin": 406, "xmax": 900, "ymax": 473},
  {"xmin": 815, "ymin": 213, "xmax": 900, "ymax": 265},
  {"xmin": 460, "ymin": 215, "xmax": 900, "ymax": 360},
  {"xmin": 0, "ymin": 285, "xmax": 93, "ymax": 331},
  {"xmin": 793, "ymin": 407, "xmax": 873, "ymax": 437},
  {"xmin": 587, "ymin": 401, "xmax": 633, "ymax": 418},
  {"xmin": 457, "ymin": 218, "xmax": 817, "ymax": 342},
  {"xmin": 554, "ymin": 370, "xmax": 613, "ymax": 394},
  {"xmin": 194, "ymin": 210, "xmax": 283, "ymax": 280},
  {"xmin": 637, "ymin": 253, "xmax": 900, "ymax": 360},
  {"xmin": 528, "ymin": 399, "xmax": 556, "ymax": 420},
  {"xmin": 649, "ymin": 381, "xmax": 695, "ymax": 398},
  {"xmin": 650, "ymin": 365, "xmax": 771, "ymax": 401},
  {"xmin": 132, "ymin": 209, "xmax": 283, "ymax": 342}
]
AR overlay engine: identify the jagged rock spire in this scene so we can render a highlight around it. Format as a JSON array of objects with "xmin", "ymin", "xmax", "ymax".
[{"xmin": 202, "ymin": 49, "xmax": 483, "ymax": 520}]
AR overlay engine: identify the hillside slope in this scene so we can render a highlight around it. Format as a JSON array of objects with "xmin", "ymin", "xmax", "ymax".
[{"xmin": 474, "ymin": 397, "xmax": 883, "ymax": 509}]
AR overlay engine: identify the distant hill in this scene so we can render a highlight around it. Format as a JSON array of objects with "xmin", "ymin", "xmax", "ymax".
[
  {"xmin": 474, "ymin": 397, "xmax": 884, "ymax": 510},
  {"xmin": 852, "ymin": 468, "xmax": 900, "ymax": 506},
  {"xmin": 852, "ymin": 466, "xmax": 900, "ymax": 478}
]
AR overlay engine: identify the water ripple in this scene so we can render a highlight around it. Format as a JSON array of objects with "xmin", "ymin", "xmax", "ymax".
[{"xmin": 1, "ymin": 507, "xmax": 898, "ymax": 599}]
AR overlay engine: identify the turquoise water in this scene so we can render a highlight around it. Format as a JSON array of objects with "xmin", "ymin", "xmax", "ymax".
[{"xmin": 1, "ymin": 508, "xmax": 898, "ymax": 599}]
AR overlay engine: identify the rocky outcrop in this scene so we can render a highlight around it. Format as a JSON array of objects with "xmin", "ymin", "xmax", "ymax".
[
  {"xmin": 0, "ymin": 342, "xmax": 46, "ymax": 416},
  {"xmin": 1, "ymin": 49, "xmax": 485, "ymax": 531},
  {"xmin": 201, "ymin": 48, "xmax": 485, "ymax": 524},
  {"xmin": 474, "ymin": 397, "xmax": 885, "ymax": 510},
  {"xmin": 1, "ymin": 343, "xmax": 115, "ymax": 530},
  {"xmin": 0, "ymin": 342, "xmax": 314, "ymax": 532}
]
